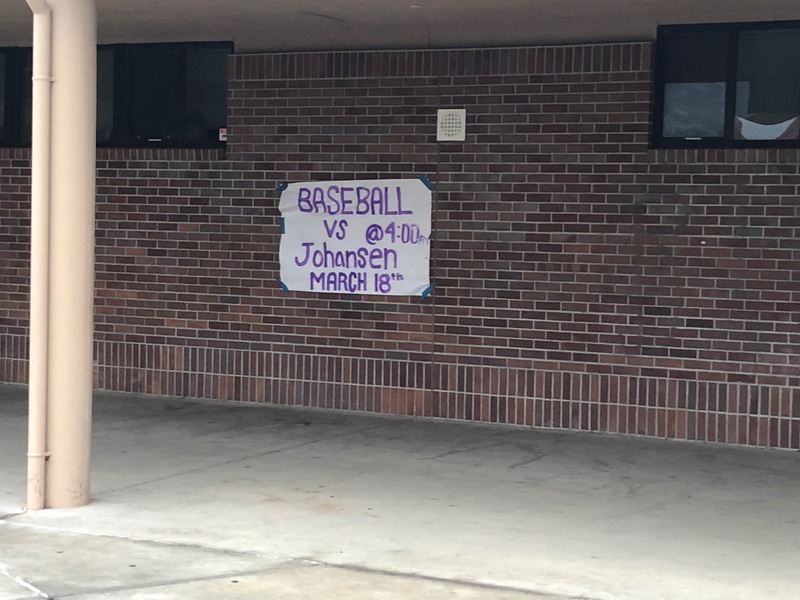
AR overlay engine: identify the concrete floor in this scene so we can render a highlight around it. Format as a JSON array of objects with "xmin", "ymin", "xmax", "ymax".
[{"xmin": 1, "ymin": 383, "xmax": 799, "ymax": 600}]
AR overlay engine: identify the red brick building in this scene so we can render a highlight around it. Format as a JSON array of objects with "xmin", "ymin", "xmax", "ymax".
[{"xmin": 1, "ymin": 1, "xmax": 798, "ymax": 459}]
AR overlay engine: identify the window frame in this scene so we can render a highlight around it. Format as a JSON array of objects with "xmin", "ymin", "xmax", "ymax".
[{"xmin": 652, "ymin": 19, "xmax": 800, "ymax": 149}]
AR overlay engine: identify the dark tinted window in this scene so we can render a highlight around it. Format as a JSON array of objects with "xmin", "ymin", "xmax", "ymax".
[
  {"xmin": 0, "ymin": 54, "xmax": 5, "ymax": 143},
  {"xmin": 115, "ymin": 42, "xmax": 230, "ymax": 148},
  {"xmin": 661, "ymin": 32, "xmax": 728, "ymax": 139},
  {"xmin": 735, "ymin": 28, "xmax": 800, "ymax": 140},
  {"xmin": 654, "ymin": 20, "xmax": 800, "ymax": 148},
  {"xmin": 185, "ymin": 47, "xmax": 229, "ymax": 145},
  {"xmin": 97, "ymin": 48, "xmax": 115, "ymax": 144},
  {"xmin": 128, "ymin": 45, "xmax": 184, "ymax": 145},
  {"xmin": 0, "ymin": 48, "xmax": 32, "ymax": 147},
  {"xmin": 20, "ymin": 51, "xmax": 31, "ymax": 146},
  {"xmin": 0, "ymin": 41, "xmax": 231, "ymax": 148}
]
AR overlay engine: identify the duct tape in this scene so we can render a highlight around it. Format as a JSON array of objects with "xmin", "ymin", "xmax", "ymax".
[
  {"xmin": 277, "ymin": 279, "xmax": 289, "ymax": 292},
  {"xmin": 421, "ymin": 284, "xmax": 434, "ymax": 298},
  {"xmin": 279, "ymin": 217, "xmax": 285, "ymax": 234},
  {"xmin": 276, "ymin": 182, "xmax": 288, "ymax": 193},
  {"xmin": 418, "ymin": 175, "xmax": 434, "ymax": 190}
]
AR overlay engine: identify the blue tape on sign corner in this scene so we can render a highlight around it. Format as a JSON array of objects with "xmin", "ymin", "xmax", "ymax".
[
  {"xmin": 277, "ymin": 279, "xmax": 289, "ymax": 292},
  {"xmin": 276, "ymin": 182, "xmax": 289, "ymax": 193},
  {"xmin": 279, "ymin": 217, "xmax": 285, "ymax": 234},
  {"xmin": 421, "ymin": 285, "xmax": 434, "ymax": 298},
  {"xmin": 418, "ymin": 175, "xmax": 434, "ymax": 190}
]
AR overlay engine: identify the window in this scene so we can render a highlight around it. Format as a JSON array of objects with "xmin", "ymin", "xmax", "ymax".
[
  {"xmin": 0, "ymin": 41, "xmax": 231, "ymax": 148},
  {"xmin": 653, "ymin": 20, "xmax": 800, "ymax": 148},
  {"xmin": 97, "ymin": 48, "xmax": 116, "ymax": 145},
  {"xmin": 0, "ymin": 48, "xmax": 29, "ymax": 147},
  {"xmin": 102, "ymin": 41, "xmax": 231, "ymax": 148},
  {"xmin": 0, "ymin": 54, "xmax": 6, "ymax": 144}
]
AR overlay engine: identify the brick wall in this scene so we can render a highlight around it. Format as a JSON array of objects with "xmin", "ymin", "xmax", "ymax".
[{"xmin": 1, "ymin": 42, "xmax": 798, "ymax": 448}]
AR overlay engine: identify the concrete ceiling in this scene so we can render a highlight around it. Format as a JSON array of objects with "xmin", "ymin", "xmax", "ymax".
[{"xmin": 0, "ymin": 1, "xmax": 799, "ymax": 52}]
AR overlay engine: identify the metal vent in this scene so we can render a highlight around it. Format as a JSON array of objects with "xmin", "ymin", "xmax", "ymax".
[{"xmin": 437, "ymin": 108, "xmax": 466, "ymax": 142}]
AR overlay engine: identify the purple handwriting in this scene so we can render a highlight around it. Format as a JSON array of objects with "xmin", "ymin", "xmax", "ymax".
[
  {"xmin": 294, "ymin": 241, "xmax": 398, "ymax": 271},
  {"xmin": 310, "ymin": 271, "xmax": 404, "ymax": 294},
  {"xmin": 297, "ymin": 185, "xmax": 413, "ymax": 216}
]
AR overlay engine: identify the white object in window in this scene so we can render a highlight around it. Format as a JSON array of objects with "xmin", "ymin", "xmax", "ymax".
[{"xmin": 735, "ymin": 115, "xmax": 800, "ymax": 140}]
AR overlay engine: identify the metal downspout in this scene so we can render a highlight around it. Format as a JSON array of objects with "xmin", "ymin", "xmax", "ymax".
[{"xmin": 25, "ymin": 0, "xmax": 53, "ymax": 511}]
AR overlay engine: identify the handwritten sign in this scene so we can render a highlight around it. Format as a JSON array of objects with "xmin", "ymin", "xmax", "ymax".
[{"xmin": 278, "ymin": 178, "xmax": 432, "ymax": 296}]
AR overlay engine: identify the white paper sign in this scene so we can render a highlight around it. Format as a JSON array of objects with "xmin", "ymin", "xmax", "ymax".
[{"xmin": 279, "ymin": 178, "xmax": 432, "ymax": 296}]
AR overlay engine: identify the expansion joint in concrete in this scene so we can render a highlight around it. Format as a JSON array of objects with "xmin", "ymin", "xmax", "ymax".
[{"xmin": 299, "ymin": 558, "xmax": 601, "ymax": 600}]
